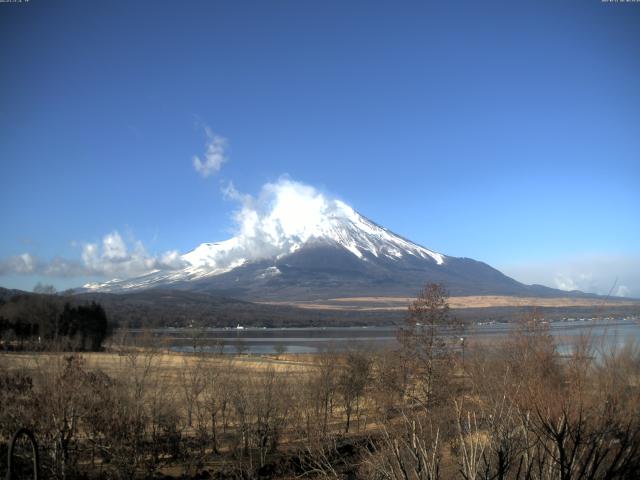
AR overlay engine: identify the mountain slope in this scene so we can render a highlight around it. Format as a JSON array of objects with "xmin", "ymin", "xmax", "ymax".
[{"xmin": 83, "ymin": 199, "xmax": 588, "ymax": 300}]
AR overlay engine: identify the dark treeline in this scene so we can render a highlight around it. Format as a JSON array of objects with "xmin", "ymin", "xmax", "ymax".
[
  {"xmin": 76, "ymin": 289, "xmax": 640, "ymax": 329},
  {"xmin": 0, "ymin": 293, "xmax": 111, "ymax": 351},
  {"xmin": 1, "ymin": 287, "xmax": 637, "ymax": 330},
  {"xmin": 1, "ymin": 284, "xmax": 640, "ymax": 479}
]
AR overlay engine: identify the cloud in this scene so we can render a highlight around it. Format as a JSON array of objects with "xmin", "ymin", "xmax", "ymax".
[
  {"xmin": 0, "ymin": 253, "xmax": 84, "ymax": 277},
  {"xmin": 101, "ymin": 231, "xmax": 128, "ymax": 260},
  {"xmin": 42, "ymin": 257, "xmax": 85, "ymax": 277},
  {"xmin": 0, "ymin": 231, "xmax": 186, "ymax": 280},
  {"xmin": 500, "ymin": 254, "xmax": 640, "ymax": 299},
  {"xmin": 221, "ymin": 180, "xmax": 250, "ymax": 203},
  {"xmin": 233, "ymin": 178, "xmax": 344, "ymax": 242},
  {"xmin": 616, "ymin": 285, "xmax": 630, "ymax": 297},
  {"xmin": 205, "ymin": 177, "xmax": 355, "ymax": 267},
  {"xmin": 0, "ymin": 253, "xmax": 38, "ymax": 275},
  {"xmin": 553, "ymin": 272, "xmax": 594, "ymax": 292},
  {"xmin": 0, "ymin": 179, "xmax": 355, "ymax": 283},
  {"xmin": 81, "ymin": 231, "xmax": 186, "ymax": 278},
  {"xmin": 193, "ymin": 126, "xmax": 228, "ymax": 177}
]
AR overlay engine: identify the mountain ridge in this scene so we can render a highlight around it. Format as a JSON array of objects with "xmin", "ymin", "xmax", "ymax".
[{"xmin": 81, "ymin": 201, "xmax": 599, "ymax": 301}]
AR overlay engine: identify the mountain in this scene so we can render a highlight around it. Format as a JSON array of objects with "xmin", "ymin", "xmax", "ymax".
[
  {"xmin": 82, "ymin": 199, "xmax": 589, "ymax": 300},
  {"xmin": 0, "ymin": 286, "xmax": 29, "ymax": 303}
]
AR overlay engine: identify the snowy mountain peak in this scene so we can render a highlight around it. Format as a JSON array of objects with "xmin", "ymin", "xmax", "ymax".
[
  {"xmin": 180, "ymin": 200, "xmax": 444, "ymax": 273},
  {"xmin": 79, "ymin": 180, "xmax": 579, "ymax": 300},
  {"xmin": 84, "ymin": 180, "xmax": 445, "ymax": 292}
]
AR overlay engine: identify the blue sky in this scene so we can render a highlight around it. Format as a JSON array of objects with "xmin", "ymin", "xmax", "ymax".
[{"xmin": 1, "ymin": 0, "xmax": 639, "ymax": 296}]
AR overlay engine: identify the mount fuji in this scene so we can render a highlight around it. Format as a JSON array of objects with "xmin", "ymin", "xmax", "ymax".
[{"xmin": 83, "ymin": 181, "xmax": 574, "ymax": 301}]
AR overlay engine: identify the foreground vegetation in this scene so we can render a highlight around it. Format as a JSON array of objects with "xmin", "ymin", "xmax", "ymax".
[{"xmin": 1, "ymin": 285, "xmax": 639, "ymax": 479}]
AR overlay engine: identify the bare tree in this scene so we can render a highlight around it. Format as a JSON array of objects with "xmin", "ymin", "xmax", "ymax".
[
  {"xmin": 252, "ymin": 366, "xmax": 293, "ymax": 466},
  {"xmin": 362, "ymin": 410, "xmax": 442, "ymax": 480},
  {"xmin": 398, "ymin": 283, "xmax": 456, "ymax": 408},
  {"xmin": 34, "ymin": 354, "xmax": 90, "ymax": 479},
  {"xmin": 337, "ymin": 350, "xmax": 371, "ymax": 433},
  {"xmin": 371, "ymin": 348, "xmax": 410, "ymax": 420},
  {"xmin": 178, "ymin": 355, "xmax": 205, "ymax": 428},
  {"xmin": 308, "ymin": 348, "xmax": 338, "ymax": 438},
  {"xmin": 33, "ymin": 283, "xmax": 57, "ymax": 295},
  {"xmin": 202, "ymin": 358, "xmax": 232, "ymax": 454}
]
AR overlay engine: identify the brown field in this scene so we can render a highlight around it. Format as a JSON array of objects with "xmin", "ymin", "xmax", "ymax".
[
  {"xmin": 261, "ymin": 295, "xmax": 640, "ymax": 311},
  {"xmin": 0, "ymin": 349, "xmax": 314, "ymax": 376},
  {"xmin": 2, "ymin": 322, "xmax": 640, "ymax": 479}
]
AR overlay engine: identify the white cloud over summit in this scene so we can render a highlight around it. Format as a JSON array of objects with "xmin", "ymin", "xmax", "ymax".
[{"xmin": 219, "ymin": 177, "xmax": 354, "ymax": 262}]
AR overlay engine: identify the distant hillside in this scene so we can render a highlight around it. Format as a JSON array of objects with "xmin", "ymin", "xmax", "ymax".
[{"xmin": 0, "ymin": 287, "xmax": 27, "ymax": 303}]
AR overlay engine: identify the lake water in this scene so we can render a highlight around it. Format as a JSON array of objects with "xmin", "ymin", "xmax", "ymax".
[{"xmin": 127, "ymin": 316, "xmax": 640, "ymax": 355}]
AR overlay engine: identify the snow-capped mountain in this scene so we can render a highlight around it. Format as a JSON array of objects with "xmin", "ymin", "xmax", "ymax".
[
  {"xmin": 83, "ymin": 187, "xmax": 566, "ymax": 300},
  {"xmin": 186, "ymin": 202, "xmax": 445, "ymax": 266},
  {"xmin": 85, "ymin": 201, "xmax": 444, "ymax": 291}
]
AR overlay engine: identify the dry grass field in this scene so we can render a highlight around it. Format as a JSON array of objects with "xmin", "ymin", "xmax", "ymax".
[
  {"xmin": 2, "ymin": 327, "xmax": 640, "ymax": 479},
  {"xmin": 262, "ymin": 294, "xmax": 640, "ymax": 311},
  {"xmin": 0, "ymin": 349, "xmax": 315, "ymax": 378}
]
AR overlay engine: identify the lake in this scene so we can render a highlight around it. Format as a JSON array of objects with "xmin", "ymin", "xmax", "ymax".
[{"xmin": 125, "ymin": 316, "xmax": 640, "ymax": 355}]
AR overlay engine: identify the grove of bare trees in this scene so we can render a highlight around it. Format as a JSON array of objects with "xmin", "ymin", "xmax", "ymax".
[{"xmin": 1, "ymin": 284, "xmax": 639, "ymax": 479}]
